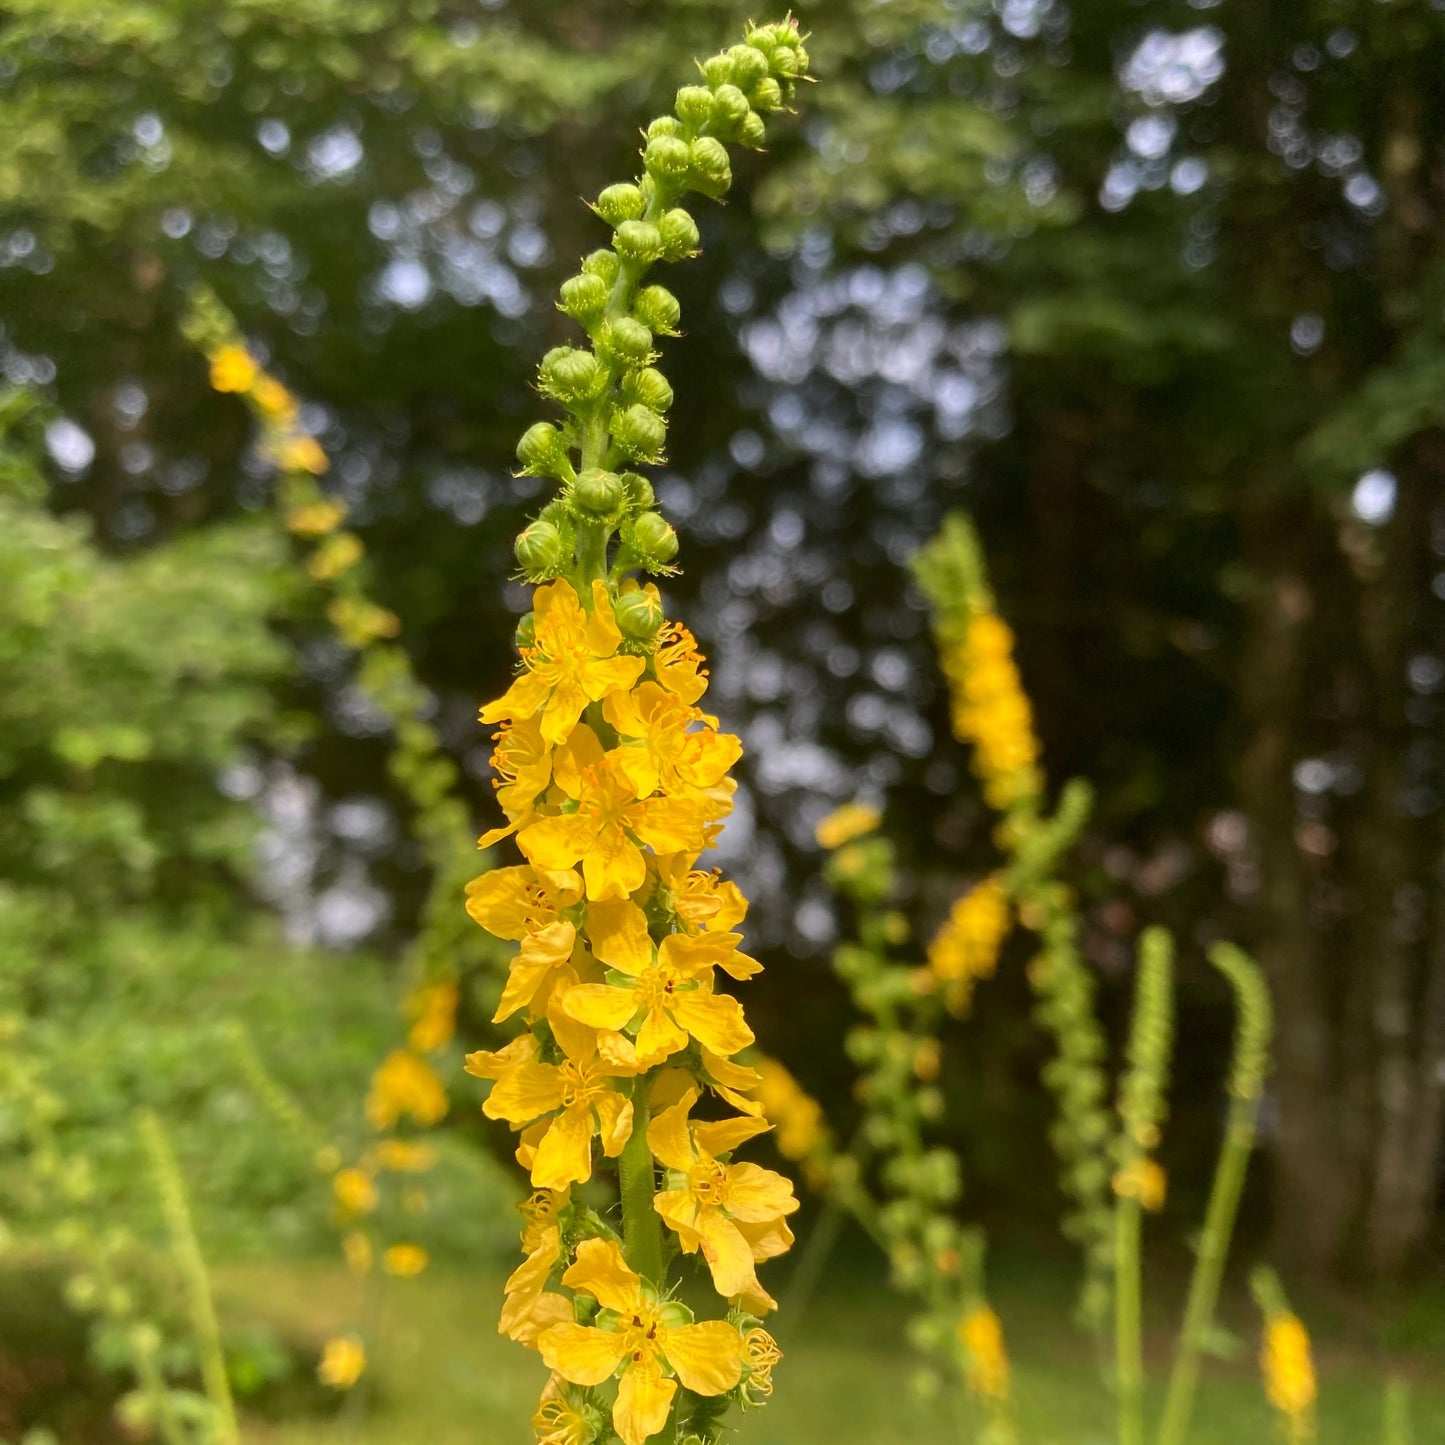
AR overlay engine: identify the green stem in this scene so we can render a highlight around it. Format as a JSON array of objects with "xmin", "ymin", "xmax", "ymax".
[
  {"xmin": 619, "ymin": 1086, "xmax": 664, "ymax": 1284},
  {"xmin": 1115, "ymin": 1195, "xmax": 1144, "ymax": 1445},
  {"xmin": 1155, "ymin": 1097, "xmax": 1259, "ymax": 1445},
  {"xmin": 575, "ymin": 519, "xmax": 610, "ymax": 589}
]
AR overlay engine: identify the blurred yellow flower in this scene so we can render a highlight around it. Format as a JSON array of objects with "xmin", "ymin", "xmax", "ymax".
[
  {"xmin": 332, "ymin": 1167, "xmax": 377, "ymax": 1216},
  {"xmin": 383, "ymin": 1242, "xmax": 429, "ymax": 1277},
  {"xmin": 286, "ymin": 499, "xmax": 347, "ymax": 536},
  {"xmin": 927, "ymin": 876, "xmax": 1010, "ymax": 1017},
  {"xmin": 374, "ymin": 1139, "xmax": 437, "ymax": 1173},
  {"xmin": 814, "ymin": 801, "xmax": 881, "ymax": 850},
  {"xmin": 307, "ymin": 531, "xmax": 365, "ymax": 582},
  {"xmin": 208, "ymin": 344, "xmax": 258, "ymax": 394},
  {"xmin": 366, "ymin": 1049, "xmax": 448, "ymax": 1130},
  {"xmin": 1113, "ymin": 1158, "xmax": 1167, "ymax": 1212},
  {"xmin": 959, "ymin": 1305, "xmax": 1010, "ymax": 1403},
  {"xmin": 318, "ymin": 1334, "xmax": 366, "ymax": 1389},
  {"xmin": 275, "ymin": 433, "xmax": 329, "ymax": 475},
  {"xmin": 1262, "ymin": 1312, "xmax": 1316, "ymax": 1435}
]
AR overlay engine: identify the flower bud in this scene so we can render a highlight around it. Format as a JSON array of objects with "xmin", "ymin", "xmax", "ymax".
[
  {"xmin": 572, "ymin": 466, "xmax": 624, "ymax": 515},
  {"xmin": 581, "ymin": 248, "xmax": 621, "ymax": 284},
  {"xmin": 675, "ymin": 85, "xmax": 713, "ymax": 128},
  {"xmin": 597, "ymin": 317, "xmax": 653, "ymax": 367},
  {"xmin": 644, "ymin": 134, "xmax": 691, "ymax": 182},
  {"xmin": 538, "ymin": 346, "xmax": 607, "ymax": 405},
  {"xmin": 749, "ymin": 75, "xmax": 783, "ymax": 112},
  {"xmin": 594, "ymin": 182, "xmax": 645, "ymax": 226},
  {"xmin": 647, "ymin": 115, "xmax": 683, "ymax": 140},
  {"xmin": 515, "ymin": 421, "xmax": 572, "ymax": 478},
  {"xmin": 613, "ymin": 219, "xmax": 663, "ymax": 266},
  {"xmin": 711, "ymin": 83, "xmax": 751, "ymax": 129},
  {"xmin": 769, "ymin": 43, "xmax": 801, "ymax": 80},
  {"xmin": 688, "ymin": 136, "xmax": 732, "ymax": 197},
  {"xmin": 515, "ymin": 612, "xmax": 536, "ymax": 653},
  {"xmin": 557, "ymin": 271, "xmax": 609, "ymax": 325},
  {"xmin": 634, "ymin": 285, "xmax": 681, "ymax": 336},
  {"xmin": 658, "ymin": 208, "xmax": 701, "ymax": 261},
  {"xmin": 514, "ymin": 519, "xmax": 565, "ymax": 577},
  {"xmin": 702, "ymin": 54, "xmax": 734, "ymax": 88},
  {"xmin": 729, "ymin": 43, "xmax": 769, "ymax": 90},
  {"xmin": 613, "ymin": 403, "xmax": 667, "ymax": 461},
  {"xmin": 621, "ymin": 366, "xmax": 674, "ymax": 413},
  {"xmin": 615, "ymin": 583, "xmax": 665, "ymax": 641},
  {"xmin": 739, "ymin": 111, "xmax": 767, "ymax": 148},
  {"xmin": 620, "ymin": 471, "xmax": 655, "ymax": 510},
  {"xmin": 627, "ymin": 510, "xmax": 679, "ymax": 566}
]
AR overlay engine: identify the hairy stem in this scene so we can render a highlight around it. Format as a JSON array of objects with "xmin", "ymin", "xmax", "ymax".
[{"xmin": 619, "ymin": 1086, "xmax": 664, "ymax": 1284}]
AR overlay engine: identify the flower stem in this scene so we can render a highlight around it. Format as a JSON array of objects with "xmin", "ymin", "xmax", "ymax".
[
  {"xmin": 619, "ymin": 1085, "xmax": 664, "ymax": 1284},
  {"xmin": 1115, "ymin": 1195, "xmax": 1144, "ymax": 1445}
]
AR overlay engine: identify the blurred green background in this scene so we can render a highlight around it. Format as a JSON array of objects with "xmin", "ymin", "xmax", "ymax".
[{"xmin": 1, "ymin": 0, "xmax": 1443, "ymax": 1438}]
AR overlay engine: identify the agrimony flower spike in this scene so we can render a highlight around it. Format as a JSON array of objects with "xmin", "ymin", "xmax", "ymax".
[{"xmin": 466, "ymin": 22, "xmax": 811, "ymax": 1445}]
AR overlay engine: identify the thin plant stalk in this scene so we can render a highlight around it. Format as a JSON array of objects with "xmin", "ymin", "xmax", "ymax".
[
  {"xmin": 1115, "ymin": 1193, "xmax": 1146, "ymax": 1445},
  {"xmin": 139, "ymin": 1110, "xmax": 239, "ymax": 1445},
  {"xmin": 1155, "ymin": 944, "xmax": 1272, "ymax": 1445}
]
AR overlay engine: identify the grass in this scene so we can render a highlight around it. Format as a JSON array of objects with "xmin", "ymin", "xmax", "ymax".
[{"xmin": 219, "ymin": 1231, "xmax": 1445, "ymax": 1445}]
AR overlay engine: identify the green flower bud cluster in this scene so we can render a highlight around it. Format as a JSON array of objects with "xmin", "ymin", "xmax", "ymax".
[
  {"xmin": 1114, "ymin": 928, "xmax": 1174, "ymax": 1170},
  {"xmin": 511, "ymin": 20, "xmax": 809, "ymax": 603}
]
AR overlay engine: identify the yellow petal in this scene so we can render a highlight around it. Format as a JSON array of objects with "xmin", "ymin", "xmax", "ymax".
[
  {"xmin": 591, "ymin": 1089, "xmax": 635, "ymax": 1159},
  {"xmin": 629, "ymin": 796, "xmax": 709, "ymax": 856},
  {"xmin": 541, "ymin": 679, "xmax": 590, "ymax": 745},
  {"xmin": 530, "ymin": 1104, "xmax": 595, "ymax": 1189},
  {"xmin": 581, "ymin": 825, "xmax": 647, "ymax": 902},
  {"xmin": 722, "ymin": 1162, "xmax": 800, "ymax": 1223},
  {"xmin": 635, "ymin": 1002, "xmax": 689, "ymax": 1065},
  {"xmin": 586, "ymin": 899, "xmax": 654, "ymax": 975},
  {"xmin": 519, "ymin": 814, "xmax": 598, "ymax": 872},
  {"xmin": 479, "ymin": 669, "xmax": 551, "ymax": 726},
  {"xmin": 484, "ymin": 1062, "xmax": 567, "ymax": 1124},
  {"xmin": 695, "ymin": 1209, "xmax": 760, "ymax": 1298},
  {"xmin": 646, "ymin": 1093, "xmax": 700, "ymax": 1173},
  {"xmin": 654, "ymin": 1187, "xmax": 700, "ymax": 1237},
  {"xmin": 464, "ymin": 1032, "xmax": 539, "ymax": 1080},
  {"xmin": 693, "ymin": 1116, "xmax": 771, "ymax": 1159},
  {"xmin": 613, "ymin": 1357, "xmax": 676, "ymax": 1445},
  {"xmin": 538, "ymin": 1322, "xmax": 629, "ymax": 1387},
  {"xmin": 493, "ymin": 924, "xmax": 577, "ymax": 1022},
  {"xmin": 586, "ymin": 579, "xmax": 625, "ymax": 653},
  {"xmin": 553, "ymin": 723, "xmax": 605, "ymax": 796},
  {"xmin": 561, "ymin": 1237, "xmax": 642, "ymax": 1314},
  {"xmin": 561, "ymin": 983, "xmax": 639, "ymax": 1033},
  {"xmin": 668, "ymin": 990, "xmax": 754, "ymax": 1058},
  {"xmin": 582, "ymin": 653, "xmax": 647, "ymax": 703},
  {"xmin": 662, "ymin": 1320, "xmax": 744, "ymax": 1396},
  {"xmin": 463, "ymin": 866, "xmax": 538, "ymax": 939}
]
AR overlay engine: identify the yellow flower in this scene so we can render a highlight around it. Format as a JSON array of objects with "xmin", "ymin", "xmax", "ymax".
[
  {"xmin": 208, "ymin": 343, "xmax": 258, "ymax": 394},
  {"xmin": 251, "ymin": 374, "xmax": 298, "ymax": 425},
  {"xmin": 1113, "ymin": 1158, "xmax": 1167, "ymax": 1212},
  {"xmin": 480, "ymin": 579, "xmax": 645, "ymax": 747},
  {"xmin": 366, "ymin": 1049, "xmax": 448, "ymax": 1130},
  {"xmin": 465, "ymin": 865, "xmax": 584, "ymax": 1023},
  {"xmin": 814, "ymin": 801, "xmax": 881, "ymax": 850},
  {"xmin": 561, "ymin": 899, "xmax": 756, "ymax": 1065},
  {"xmin": 533, "ymin": 1376, "xmax": 595, "ymax": 1445},
  {"xmin": 308, "ymin": 531, "xmax": 365, "ymax": 582},
  {"xmin": 383, "ymin": 1242, "xmax": 429, "ymax": 1277},
  {"xmin": 373, "ymin": 1139, "xmax": 437, "ymax": 1173},
  {"xmin": 286, "ymin": 498, "xmax": 347, "ymax": 536},
  {"xmin": 502, "ymin": 1190, "xmax": 574, "ymax": 1347},
  {"xmin": 750, "ymin": 1056, "xmax": 828, "ymax": 1163},
  {"xmin": 1262, "ymin": 1312, "xmax": 1316, "ymax": 1431},
  {"xmin": 481, "ymin": 714, "xmax": 555, "ymax": 833},
  {"xmin": 651, "ymin": 621, "xmax": 709, "ymax": 703},
  {"xmin": 648, "ymin": 1091, "xmax": 798, "ymax": 1307},
  {"xmin": 343, "ymin": 1230, "xmax": 373, "ymax": 1275},
  {"xmin": 317, "ymin": 1334, "xmax": 366, "ymax": 1389},
  {"xmin": 959, "ymin": 1305, "xmax": 1010, "ymax": 1403},
  {"xmin": 275, "ymin": 433, "xmax": 329, "ymax": 475},
  {"xmin": 654, "ymin": 854, "xmax": 748, "ymax": 934},
  {"xmin": 405, "ymin": 980, "xmax": 459, "ymax": 1053},
  {"xmin": 602, "ymin": 681, "xmax": 742, "ymax": 798},
  {"xmin": 470, "ymin": 1000, "xmax": 640, "ymax": 1190},
  {"xmin": 333, "ymin": 1167, "xmax": 377, "ymax": 1217},
  {"xmin": 517, "ymin": 726, "xmax": 716, "ymax": 901},
  {"xmin": 927, "ymin": 876, "xmax": 1010, "ymax": 1017},
  {"xmin": 538, "ymin": 1238, "xmax": 743, "ymax": 1445}
]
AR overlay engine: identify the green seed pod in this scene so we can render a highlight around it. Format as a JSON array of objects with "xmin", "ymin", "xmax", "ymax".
[
  {"xmin": 597, "ymin": 317, "xmax": 654, "ymax": 368},
  {"xmin": 739, "ymin": 111, "xmax": 767, "ymax": 148},
  {"xmin": 728, "ymin": 43, "xmax": 769, "ymax": 91},
  {"xmin": 702, "ymin": 53, "xmax": 734, "ymax": 88},
  {"xmin": 626, "ymin": 510, "xmax": 680, "ymax": 568},
  {"xmin": 613, "ymin": 219, "xmax": 663, "ymax": 266},
  {"xmin": 515, "ymin": 421, "xmax": 572, "ymax": 477},
  {"xmin": 675, "ymin": 85, "xmax": 713, "ymax": 128},
  {"xmin": 658, "ymin": 208, "xmax": 701, "ymax": 261},
  {"xmin": 572, "ymin": 466, "xmax": 624, "ymax": 515},
  {"xmin": 615, "ymin": 584, "xmax": 665, "ymax": 641},
  {"xmin": 689, "ymin": 136, "xmax": 732, "ymax": 196},
  {"xmin": 634, "ymin": 285, "xmax": 681, "ymax": 336},
  {"xmin": 514, "ymin": 519, "xmax": 565, "ymax": 576},
  {"xmin": 581, "ymin": 248, "xmax": 621, "ymax": 284},
  {"xmin": 620, "ymin": 471, "xmax": 655, "ymax": 510},
  {"xmin": 557, "ymin": 271, "xmax": 609, "ymax": 325},
  {"xmin": 644, "ymin": 133, "xmax": 691, "ymax": 182},
  {"xmin": 749, "ymin": 75, "xmax": 784, "ymax": 112},
  {"xmin": 647, "ymin": 115, "xmax": 683, "ymax": 140},
  {"xmin": 613, "ymin": 403, "xmax": 667, "ymax": 460},
  {"xmin": 538, "ymin": 347, "xmax": 607, "ymax": 405},
  {"xmin": 515, "ymin": 612, "xmax": 536, "ymax": 653},
  {"xmin": 621, "ymin": 366, "xmax": 674, "ymax": 413},
  {"xmin": 711, "ymin": 83, "xmax": 751, "ymax": 129},
  {"xmin": 594, "ymin": 182, "xmax": 645, "ymax": 226},
  {"xmin": 769, "ymin": 44, "xmax": 801, "ymax": 80}
]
